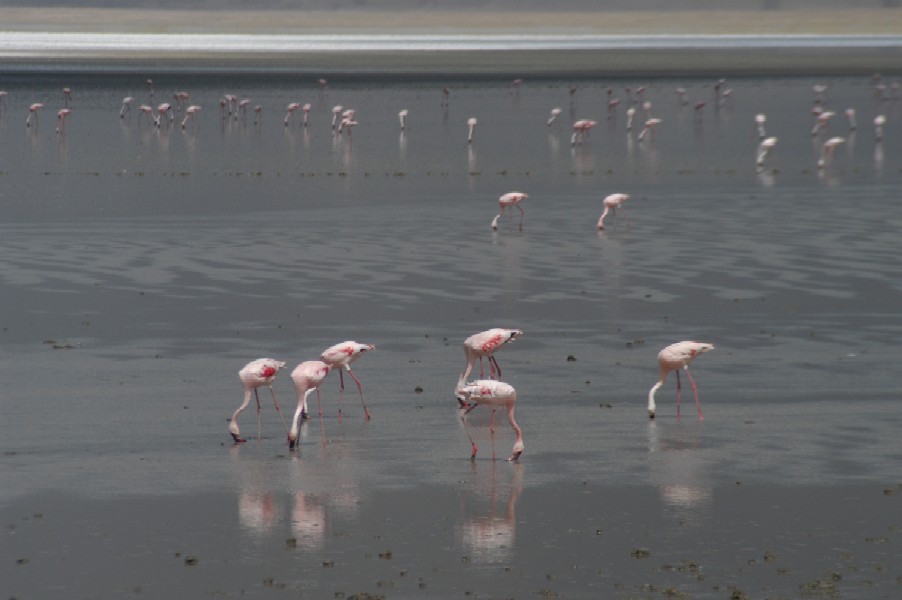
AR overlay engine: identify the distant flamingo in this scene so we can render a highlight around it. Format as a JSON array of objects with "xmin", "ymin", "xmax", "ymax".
[
  {"xmin": 156, "ymin": 103, "xmax": 173, "ymax": 126},
  {"xmin": 626, "ymin": 107, "xmax": 636, "ymax": 130},
  {"xmin": 874, "ymin": 115, "xmax": 886, "ymax": 141},
  {"xmin": 320, "ymin": 341, "xmax": 376, "ymax": 421},
  {"xmin": 459, "ymin": 329, "xmax": 523, "ymax": 397},
  {"xmin": 811, "ymin": 110, "xmax": 834, "ymax": 136},
  {"xmin": 637, "ymin": 118, "xmax": 662, "ymax": 141},
  {"xmin": 138, "ymin": 104, "xmax": 157, "ymax": 126},
  {"xmin": 317, "ymin": 78, "xmax": 328, "ymax": 90},
  {"xmin": 303, "ymin": 103, "xmax": 312, "ymax": 127},
  {"xmin": 237, "ymin": 99, "xmax": 250, "ymax": 121},
  {"xmin": 173, "ymin": 91, "xmax": 190, "ymax": 111},
  {"xmin": 284, "ymin": 102, "xmax": 301, "ymax": 126},
  {"xmin": 597, "ymin": 193, "xmax": 630, "ymax": 230},
  {"xmin": 56, "ymin": 108, "xmax": 71, "ymax": 134},
  {"xmin": 755, "ymin": 113, "xmax": 767, "ymax": 139},
  {"xmin": 647, "ymin": 341, "xmax": 714, "ymax": 421},
  {"xmin": 289, "ymin": 361, "xmax": 331, "ymax": 448},
  {"xmin": 399, "ymin": 109, "xmax": 408, "ymax": 130},
  {"xmin": 756, "ymin": 137, "xmax": 778, "ymax": 169},
  {"xmin": 546, "ymin": 107, "xmax": 561, "ymax": 126},
  {"xmin": 146, "ymin": 79, "xmax": 154, "ymax": 99},
  {"xmin": 818, "ymin": 137, "xmax": 845, "ymax": 169},
  {"xmin": 845, "ymin": 108, "xmax": 857, "ymax": 130},
  {"xmin": 230, "ymin": 358, "xmax": 289, "ymax": 443},
  {"xmin": 331, "ymin": 105, "xmax": 343, "ymax": 129},
  {"xmin": 119, "ymin": 97, "xmax": 133, "ymax": 119},
  {"xmin": 456, "ymin": 379, "xmax": 524, "ymax": 462},
  {"xmin": 254, "ymin": 105, "xmax": 263, "ymax": 125},
  {"xmin": 62, "ymin": 87, "xmax": 72, "ymax": 107},
  {"xmin": 181, "ymin": 105, "xmax": 201, "ymax": 129},
  {"xmin": 493, "ymin": 192, "xmax": 528, "ymax": 231},
  {"xmin": 675, "ymin": 87, "xmax": 688, "ymax": 105},
  {"xmin": 467, "ymin": 117, "xmax": 477, "ymax": 144},
  {"xmin": 25, "ymin": 103, "xmax": 44, "ymax": 127},
  {"xmin": 571, "ymin": 119, "xmax": 597, "ymax": 145}
]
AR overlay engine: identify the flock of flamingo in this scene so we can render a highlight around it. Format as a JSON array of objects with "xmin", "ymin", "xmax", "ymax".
[{"xmin": 232, "ymin": 332, "xmax": 714, "ymax": 462}]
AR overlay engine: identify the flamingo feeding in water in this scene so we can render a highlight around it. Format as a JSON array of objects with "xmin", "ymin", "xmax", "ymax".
[
  {"xmin": 25, "ymin": 103, "xmax": 44, "ymax": 127},
  {"xmin": 492, "ymin": 191, "xmax": 528, "ymax": 231},
  {"xmin": 458, "ymin": 328, "xmax": 523, "ymax": 405},
  {"xmin": 399, "ymin": 109, "xmax": 408, "ymax": 130},
  {"xmin": 456, "ymin": 379, "xmax": 524, "ymax": 462},
  {"xmin": 119, "ymin": 97, "xmax": 133, "ymax": 119},
  {"xmin": 320, "ymin": 341, "xmax": 376, "ymax": 421},
  {"xmin": 757, "ymin": 137, "xmax": 778, "ymax": 169},
  {"xmin": 56, "ymin": 108, "xmax": 71, "ymax": 134},
  {"xmin": 597, "ymin": 193, "xmax": 630, "ymax": 230},
  {"xmin": 571, "ymin": 119, "xmax": 597, "ymax": 145},
  {"xmin": 230, "ymin": 358, "xmax": 289, "ymax": 443},
  {"xmin": 289, "ymin": 361, "xmax": 331, "ymax": 448},
  {"xmin": 546, "ymin": 107, "xmax": 562, "ymax": 126},
  {"xmin": 284, "ymin": 102, "xmax": 300, "ymax": 126},
  {"xmin": 467, "ymin": 117, "xmax": 477, "ymax": 144},
  {"xmin": 647, "ymin": 341, "xmax": 714, "ymax": 421},
  {"xmin": 818, "ymin": 137, "xmax": 845, "ymax": 169},
  {"xmin": 181, "ymin": 105, "xmax": 201, "ymax": 129}
]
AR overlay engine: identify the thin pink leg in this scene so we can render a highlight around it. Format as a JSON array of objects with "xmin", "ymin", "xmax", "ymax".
[
  {"xmin": 479, "ymin": 357, "xmax": 485, "ymax": 378},
  {"xmin": 675, "ymin": 370, "xmax": 682, "ymax": 419},
  {"xmin": 491, "ymin": 409, "xmax": 497, "ymax": 460},
  {"xmin": 346, "ymin": 367, "xmax": 371, "ymax": 420},
  {"xmin": 684, "ymin": 367, "xmax": 704, "ymax": 421},
  {"xmin": 518, "ymin": 205, "xmax": 524, "ymax": 231},
  {"xmin": 268, "ymin": 386, "xmax": 289, "ymax": 434},
  {"xmin": 316, "ymin": 388, "xmax": 326, "ymax": 446},
  {"xmin": 461, "ymin": 404, "xmax": 479, "ymax": 459},
  {"xmin": 337, "ymin": 369, "xmax": 345, "ymax": 422},
  {"xmin": 254, "ymin": 389, "xmax": 262, "ymax": 441},
  {"xmin": 490, "ymin": 355, "xmax": 502, "ymax": 379}
]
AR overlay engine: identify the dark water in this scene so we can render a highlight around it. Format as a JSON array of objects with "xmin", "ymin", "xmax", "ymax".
[{"xmin": 2, "ymin": 73, "xmax": 902, "ymax": 598}]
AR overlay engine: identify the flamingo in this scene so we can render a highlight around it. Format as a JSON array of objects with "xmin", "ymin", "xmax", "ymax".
[
  {"xmin": 571, "ymin": 119, "xmax": 597, "ymax": 145},
  {"xmin": 845, "ymin": 108, "xmax": 857, "ymax": 130},
  {"xmin": 637, "ymin": 118, "xmax": 662, "ymax": 141},
  {"xmin": 818, "ymin": 137, "xmax": 845, "ymax": 169},
  {"xmin": 597, "ymin": 193, "xmax": 630, "ymax": 230},
  {"xmin": 675, "ymin": 87, "xmax": 688, "ymax": 105},
  {"xmin": 25, "ymin": 103, "xmax": 43, "ymax": 127},
  {"xmin": 755, "ymin": 113, "xmax": 767, "ymax": 139},
  {"xmin": 493, "ymin": 192, "xmax": 528, "ymax": 231},
  {"xmin": 119, "ymin": 97, "xmax": 133, "ymax": 119},
  {"xmin": 62, "ymin": 87, "xmax": 72, "ymax": 107},
  {"xmin": 467, "ymin": 117, "xmax": 477, "ymax": 144},
  {"xmin": 253, "ymin": 105, "xmax": 263, "ymax": 125},
  {"xmin": 546, "ymin": 107, "xmax": 561, "ymax": 126},
  {"xmin": 647, "ymin": 341, "xmax": 714, "ymax": 421},
  {"xmin": 138, "ymin": 104, "xmax": 157, "ymax": 126},
  {"xmin": 459, "ymin": 329, "xmax": 523, "ymax": 399},
  {"xmin": 284, "ymin": 102, "xmax": 300, "ymax": 126},
  {"xmin": 230, "ymin": 358, "xmax": 289, "ymax": 443},
  {"xmin": 626, "ymin": 107, "xmax": 636, "ymax": 131},
  {"xmin": 320, "ymin": 341, "xmax": 376, "ymax": 421},
  {"xmin": 56, "ymin": 108, "xmax": 71, "ymax": 134},
  {"xmin": 756, "ymin": 137, "xmax": 778, "ymax": 169},
  {"xmin": 303, "ymin": 103, "xmax": 312, "ymax": 127},
  {"xmin": 156, "ymin": 103, "xmax": 173, "ymax": 126},
  {"xmin": 811, "ymin": 110, "xmax": 835, "ymax": 136},
  {"xmin": 173, "ymin": 91, "xmax": 190, "ymax": 111},
  {"xmin": 331, "ymin": 105, "xmax": 343, "ymax": 129},
  {"xmin": 146, "ymin": 79, "xmax": 154, "ymax": 99},
  {"xmin": 289, "ymin": 361, "xmax": 331, "ymax": 448},
  {"xmin": 181, "ymin": 105, "xmax": 201, "ymax": 129},
  {"xmin": 874, "ymin": 115, "xmax": 886, "ymax": 141},
  {"xmin": 399, "ymin": 109, "xmax": 408, "ymax": 130},
  {"xmin": 456, "ymin": 379, "xmax": 524, "ymax": 462},
  {"xmin": 237, "ymin": 99, "xmax": 251, "ymax": 121}
]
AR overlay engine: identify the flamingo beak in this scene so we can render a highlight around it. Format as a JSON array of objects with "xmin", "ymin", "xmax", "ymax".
[{"xmin": 508, "ymin": 450, "xmax": 522, "ymax": 462}]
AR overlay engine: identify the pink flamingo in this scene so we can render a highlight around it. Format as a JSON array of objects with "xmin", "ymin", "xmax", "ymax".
[
  {"xmin": 755, "ymin": 113, "xmax": 767, "ymax": 139},
  {"xmin": 597, "ymin": 193, "xmax": 630, "ymax": 230},
  {"xmin": 181, "ymin": 105, "xmax": 201, "ymax": 129},
  {"xmin": 467, "ymin": 117, "xmax": 477, "ymax": 144},
  {"xmin": 331, "ymin": 105, "xmax": 343, "ymax": 129},
  {"xmin": 546, "ymin": 107, "xmax": 561, "ymax": 126},
  {"xmin": 456, "ymin": 379, "xmax": 524, "ymax": 462},
  {"xmin": 811, "ymin": 110, "xmax": 834, "ymax": 136},
  {"xmin": 25, "ymin": 103, "xmax": 44, "ymax": 127},
  {"xmin": 138, "ymin": 104, "xmax": 157, "ymax": 126},
  {"xmin": 320, "ymin": 341, "xmax": 376, "ymax": 421},
  {"xmin": 119, "ymin": 97, "xmax": 133, "ymax": 119},
  {"xmin": 874, "ymin": 115, "xmax": 886, "ymax": 141},
  {"xmin": 626, "ymin": 107, "xmax": 636, "ymax": 130},
  {"xmin": 56, "ymin": 108, "xmax": 71, "ymax": 134},
  {"xmin": 756, "ymin": 137, "xmax": 778, "ymax": 169},
  {"xmin": 289, "ymin": 361, "xmax": 331, "ymax": 448},
  {"xmin": 173, "ymin": 91, "xmax": 190, "ymax": 111},
  {"xmin": 570, "ymin": 119, "xmax": 597, "ymax": 145},
  {"xmin": 156, "ymin": 103, "xmax": 173, "ymax": 126},
  {"xmin": 818, "ymin": 137, "xmax": 845, "ymax": 169},
  {"xmin": 492, "ymin": 192, "xmax": 528, "ymax": 231},
  {"xmin": 845, "ymin": 108, "xmax": 857, "ymax": 130},
  {"xmin": 303, "ymin": 103, "xmax": 312, "ymax": 127},
  {"xmin": 637, "ymin": 118, "xmax": 662, "ymax": 141},
  {"xmin": 253, "ymin": 105, "xmax": 263, "ymax": 125},
  {"xmin": 230, "ymin": 358, "xmax": 289, "ymax": 443},
  {"xmin": 284, "ymin": 102, "xmax": 300, "ymax": 126},
  {"xmin": 459, "ymin": 328, "xmax": 523, "ymax": 391},
  {"xmin": 237, "ymin": 99, "xmax": 250, "ymax": 121},
  {"xmin": 146, "ymin": 79, "xmax": 154, "ymax": 99},
  {"xmin": 62, "ymin": 87, "xmax": 72, "ymax": 107},
  {"xmin": 399, "ymin": 109, "xmax": 408, "ymax": 130},
  {"xmin": 647, "ymin": 341, "xmax": 715, "ymax": 421}
]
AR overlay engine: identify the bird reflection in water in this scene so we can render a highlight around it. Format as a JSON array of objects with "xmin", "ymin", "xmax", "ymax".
[
  {"xmin": 457, "ymin": 461, "xmax": 523, "ymax": 562},
  {"xmin": 647, "ymin": 420, "xmax": 712, "ymax": 527}
]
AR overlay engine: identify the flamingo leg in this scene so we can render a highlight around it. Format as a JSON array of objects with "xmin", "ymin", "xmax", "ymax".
[
  {"xmin": 491, "ymin": 409, "xmax": 497, "ymax": 460},
  {"xmin": 317, "ymin": 388, "xmax": 326, "ymax": 446},
  {"xmin": 479, "ymin": 356, "xmax": 485, "ymax": 379},
  {"xmin": 268, "ymin": 386, "xmax": 290, "ymax": 435},
  {"xmin": 346, "ymin": 367, "xmax": 371, "ymax": 420},
  {"xmin": 675, "ymin": 370, "xmax": 682, "ymax": 419},
  {"xmin": 461, "ymin": 404, "xmax": 480, "ymax": 459},
  {"xmin": 683, "ymin": 366, "xmax": 704, "ymax": 421},
  {"xmin": 517, "ymin": 204, "xmax": 524, "ymax": 231},
  {"xmin": 337, "ymin": 369, "xmax": 345, "ymax": 421},
  {"xmin": 255, "ymin": 388, "xmax": 262, "ymax": 441},
  {"xmin": 490, "ymin": 355, "xmax": 502, "ymax": 379}
]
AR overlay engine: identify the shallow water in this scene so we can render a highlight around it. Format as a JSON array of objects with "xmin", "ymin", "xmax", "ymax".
[{"xmin": 2, "ymin": 73, "xmax": 902, "ymax": 598}]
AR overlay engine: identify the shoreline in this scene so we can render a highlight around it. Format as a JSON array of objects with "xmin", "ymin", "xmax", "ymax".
[{"xmin": 2, "ymin": 8, "xmax": 902, "ymax": 76}]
